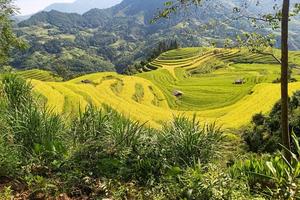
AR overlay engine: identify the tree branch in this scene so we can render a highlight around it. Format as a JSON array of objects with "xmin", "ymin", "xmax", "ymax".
[{"xmin": 256, "ymin": 51, "xmax": 282, "ymax": 64}]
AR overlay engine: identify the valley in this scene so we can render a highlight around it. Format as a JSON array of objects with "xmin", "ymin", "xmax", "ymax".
[{"xmin": 17, "ymin": 47, "xmax": 300, "ymax": 129}]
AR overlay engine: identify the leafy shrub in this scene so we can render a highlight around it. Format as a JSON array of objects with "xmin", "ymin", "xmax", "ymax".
[
  {"xmin": 72, "ymin": 113, "xmax": 160, "ymax": 185},
  {"xmin": 70, "ymin": 105, "xmax": 111, "ymax": 145},
  {"xmin": 232, "ymin": 134, "xmax": 300, "ymax": 199},
  {"xmin": 145, "ymin": 164, "xmax": 258, "ymax": 200},
  {"xmin": 242, "ymin": 124, "xmax": 280, "ymax": 153},
  {"xmin": 67, "ymin": 110, "xmax": 226, "ymax": 193},
  {"xmin": 68, "ymin": 106, "xmax": 149, "ymax": 178},
  {"xmin": 120, "ymin": 130, "xmax": 166, "ymax": 184},
  {"xmin": 24, "ymin": 174, "xmax": 59, "ymax": 199},
  {"xmin": 70, "ymin": 105, "xmax": 145, "ymax": 150},
  {"xmin": 243, "ymin": 91, "xmax": 300, "ymax": 153},
  {"xmin": 63, "ymin": 106, "xmax": 162, "ymax": 196}
]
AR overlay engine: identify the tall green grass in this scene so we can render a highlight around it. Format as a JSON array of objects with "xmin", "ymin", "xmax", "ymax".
[
  {"xmin": 160, "ymin": 116, "xmax": 223, "ymax": 166},
  {"xmin": 2, "ymin": 74, "xmax": 66, "ymax": 166},
  {"xmin": 2, "ymin": 74, "xmax": 32, "ymax": 110}
]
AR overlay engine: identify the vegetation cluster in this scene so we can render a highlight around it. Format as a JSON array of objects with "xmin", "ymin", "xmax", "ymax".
[{"xmin": 0, "ymin": 74, "xmax": 300, "ymax": 199}]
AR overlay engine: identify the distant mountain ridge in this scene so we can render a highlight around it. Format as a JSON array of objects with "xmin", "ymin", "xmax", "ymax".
[
  {"xmin": 13, "ymin": 0, "xmax": 300, "ymax": 74},
  {"xmin": 44, "ymin": 0, "xmax": 122, "ymax": 14},
  {"xmin": 19, "ymin": 0, "xmax": 247, "ymax": 33}
]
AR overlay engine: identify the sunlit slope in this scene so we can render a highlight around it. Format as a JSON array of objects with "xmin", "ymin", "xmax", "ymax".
[
  {"xmin": 32, "ymin": 72, "xmax": 172, "ymax": 127},
  {"xmin": 29, "ymin": 48, "xmax": 300, "ymax": 129},
  {"xmin": 138, "ymin": 48, "xmax": 284, "ymax": 111},
  {"xmin": 31, "ymin": 74, "xmax": 300, "ymax": 128}
]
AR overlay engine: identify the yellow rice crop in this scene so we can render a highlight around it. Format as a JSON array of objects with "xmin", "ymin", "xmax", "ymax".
[
  {"xmin": 31, "ymin": 76, "xmax": 300, "ymax": 129},
  {"xmin": 31, "ymin": 80, "xmax": 65, "ymax": 113},
  {"xmin": 26, "ymin": 48, "xmax": 300, "ymax": 129}
]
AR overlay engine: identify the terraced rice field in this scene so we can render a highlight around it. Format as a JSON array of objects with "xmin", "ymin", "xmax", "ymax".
[
  {"xmin": 19, "ymin": 48, "xmax": 300, "ymax": 129},
  {"xmin": 17, "ymin": 69, "xmax": 63, "ymax": 82}
]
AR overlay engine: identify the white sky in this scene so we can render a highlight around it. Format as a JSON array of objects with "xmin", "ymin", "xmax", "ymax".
[{"xmin": 15, "ymin": 0, "xmax": 75, "ymax": 15}]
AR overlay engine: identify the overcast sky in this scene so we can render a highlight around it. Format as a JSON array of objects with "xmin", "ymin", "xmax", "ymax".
[{"xmin": 15, "ymin": 0, "xmax": 75, "ymax": 15}]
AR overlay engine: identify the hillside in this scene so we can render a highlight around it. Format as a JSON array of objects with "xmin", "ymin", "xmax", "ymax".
[
  {"xmin": 13, "ymin": 0, "xmax": 300, "ymax": 74},
  {"xmin": 19, "ymin": 48, "xmax": 300, "ymax": 128}
]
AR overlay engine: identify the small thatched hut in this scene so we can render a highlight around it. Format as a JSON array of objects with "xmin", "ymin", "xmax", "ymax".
[
  {"xmin": 234, "ymin": 79, "xmax": 245, "ymax": 85},
  {"xmin": 173, "ymin": 90, "xmax": 184, "ymax": 97},
  {"xmin": 81, "ymin": 79, "xmax": 93, "ymax": 84}
]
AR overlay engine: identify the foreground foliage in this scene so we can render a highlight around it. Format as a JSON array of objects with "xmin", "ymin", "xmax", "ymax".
[
  {"xmin": 243, "ymin": 91, "xmax": 300, "ymax": 153},
  {"xmin": 0, "ymin": 75, "xmax": 238, "ymax": 199},
  {"xmin": 1, "ymin": 75, "xmax": 300, "ymax": 199},
  {"xmin": 232, "ymin": 134, "xmax": 300, "ymax": 199}
]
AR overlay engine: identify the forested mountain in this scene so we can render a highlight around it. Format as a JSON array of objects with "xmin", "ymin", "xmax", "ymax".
[{"xmin": 12, "ymin": 0, "xmax": 300, "ymax": 74}]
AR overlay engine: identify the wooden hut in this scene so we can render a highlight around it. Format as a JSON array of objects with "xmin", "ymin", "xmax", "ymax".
[
  {"xmin": 81, "ymin": 79, "xmax": 93, "ymax": 84},
  {"xmin": 234, "ymin": 79, "xmax": 245, "ymax": 85},
  {"xmin": 173, "ymin": 90, "xmax": 184, "ymax": 97}
]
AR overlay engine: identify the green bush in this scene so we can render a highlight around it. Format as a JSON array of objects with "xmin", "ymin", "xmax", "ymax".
[
  {"xmin": 232, "ymin": 134, "xmax": 300, "ymax": 199},
  {"xmin": 160, "ymin": 115, "xmax": 224, "ymax": 166},
  {"xmin": 67, "ymin": 110, "xmax": 225, "ymax": 193},
  {"xmin": 70, "ymin": 105, "xmax": 146, "ymax": 152},
  {"xmin": 7, "ymin": 104, "xmax": 66, "ymax": 164},
  {"xmin": 2, "ymin": 75, "xmax": 66, "ymax": 165},
  {"xmin": 114, "ymin": 128, "xmax": 166, "ymax": 185},
  {"xmin": 70, "ymin": 105, "xmax": 111, "ymax": 145},
  {"xmin": 142, "ymin": 164, "xmax": 259, "ymax": 200},
  {"xmin": 2, "ymin": 74, "xmax": 32, "ymax": 110},
  {"xmin": 243, "ymin": 91, "xmax": 300, "ymax": 153},
  {"xmin": 68, "ymin": 106, "xmax": 159, "ymax": 182}
]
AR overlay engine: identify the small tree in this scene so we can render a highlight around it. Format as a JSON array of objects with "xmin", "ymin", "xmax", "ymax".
[{"xmin": 0, "ymin": 0, "xmax": 27, "ymax": 66}]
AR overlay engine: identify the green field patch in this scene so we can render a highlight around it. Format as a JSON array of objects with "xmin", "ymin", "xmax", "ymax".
[
  {"xmin": 148, "ymin": 86, "xmax": 162, "ymax": 106},
  {"xmin": 111, "ymin": 79, "xmax": 124, "ymax": 95},
  {"xmin": 18, "ymin": 69, "xmax": 62, "ymax": 82},
  {"xmin": 132, "ymin": 83, "xmax": 144, "ymax": 103},
  {"xmin": 189, "ymin": 59, "xmax": 227, "ymax": 75}
]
